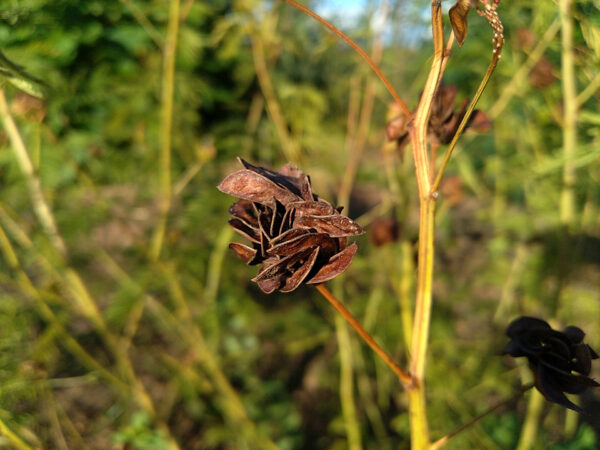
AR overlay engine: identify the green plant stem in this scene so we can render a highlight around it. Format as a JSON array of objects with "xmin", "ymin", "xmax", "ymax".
[
  {"xmin": 250, "ymin": 28, "xmax": 299, "ymax": 163},
  {"xmin": 98, "ymin": 250, "xmax": 278, "ymax": 449},
  {"xmin": 399, "ymin": 241, "xmax": 414, "ymax": 354},
  {"xmin": 559, "ymin": 0, "xmax": 577, "ymax": 227},
  {"xmin": 516, "ymin": 389, "xmax": 544, "ymax": 450},
  {"xmin": 335, "ymin": 313, "xmax": 362, "ymax": 450},
  {"xmin": 0, "ymin": 415, "xmax": 32, "ymax": 450},
  {"xmin": 315, "ymin": 284, "xmax": 412, "ymax": 387},
  {"xmin": 488, "ymin": 17, "xmax": 560, "ymax": 119},
  {"xmin": 150, "ymin": 0, "xmax": 180, "ymax": 261},
  {"xmin": 0, "ymin": 206, "xmax": 178, "ymax": 448},
  {"xmin": 0, "ymin": 89, "xmax": 67, "ymax": 257},
  {"xmin": 576, "ymin": 71, "xmax": 600, "ymax": 107},
  {"xmin": 430, "ymin": 384, "xmax": 534, "ymax": 449},
  {"xmin": 405, "ymin": 2, "xmax": 445, "ymax": 447},
  {"xmin": 203, "ymin": 225, "xmax": 235, "ymax": 347},
  {"xmin": 432, "ymin": 12, "xmax": 504, "ymax": 193}
]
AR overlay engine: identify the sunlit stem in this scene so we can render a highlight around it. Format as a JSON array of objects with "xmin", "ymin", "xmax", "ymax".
[{"xmin": 315, "ymin": 284, "xmax": 412, "ymax": 387}]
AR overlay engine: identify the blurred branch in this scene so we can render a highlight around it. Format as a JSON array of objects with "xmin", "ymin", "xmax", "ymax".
[
  {"xmin": 559, "ymin": 0, "xmax": 577, "ymax": 227},
  {"xmin": 431, "ymin": 384, "xmax": 534, "ymax": 449},
  {"xmin": 432, "ymin": 7, "xmax": 505, "ymax": 193},
  {"xmin": 488, "ymin": 17, "xmax": 560, "ymax": 119},
  {"xmin": 0, "ymin": 89, "xmax": 67, "ymax": 257},
  {"xmin": 516, "ymin": 389, "xmax": 544, "ymax": 450},
  {"xmin": 281, "ymin": 0, "xmax": 411, "ymax": 119},
  {"xmin": 0, "ymin": 415, "xmax": 32, "ymax": 450},
  {"xmin": 97, "ymin": 249, "xmax": 279, "ymax": 449},
  {"xmin": 0, "ymin": 204, "xmax": 179, "ymax": 449},
  {"xmin": 150, "ymin": 0, "xmax": 181, "ymax": 261},
  {"xmin": 250, "ymin": 29, "xmax": 300, "ymax": 163},
  {"xmin": 338, "ymin": 0, "xmax": 388, "ymax": 209},
  {"xmin": 336, "ymin": 313, "xmax": 362, "ymax": 450},
  {"xmin": 576, "ymin": 71, "xmax": 600, "ymax": 107},
  {"xmin": 119, "ymin": 0, "xmax": 164, "ymax": 47}
]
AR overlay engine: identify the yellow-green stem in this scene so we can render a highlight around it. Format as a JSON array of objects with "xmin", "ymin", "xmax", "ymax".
[
  {"xmin": 408, "ymin": 197, "xmax": 436, "ymax": 450},
  {"xmin": 406, "ymin": 2, "xmax": 444, "ymax": 447},
  {"xmin": 0, "ymin": 89, "xmax": 67, "ymax": 257},
  {"xmin": 150, "ymin": 0, "xmax": 180, "ymax": 261},
  {"xmin": 559, "ymin": 0, "xmax": 577, "ymax": 227},
  {"xmin": 335, "ymin": 313, "xmax": 362, "ymax": 450},
  {"xmin": 516, "ymin": 389, "xmax": 544, "ymax": 450},
  {"xmin": 0, "ymin": 416, "xmax": 32, "ymax": 450}
]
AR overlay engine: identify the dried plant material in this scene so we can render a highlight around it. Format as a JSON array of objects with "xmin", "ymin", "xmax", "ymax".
[
  {"xmin": 516, "ymin": 28, "xmax": 536, "ymax": 51},
  {"xmin": 439, "ymin": 175, "xmax": 463, "ymax": 206},
  {"xmin": 429, "ymin": 84, "xmax": 490, "ymax": 144},
  {"xmin": 528, "ymin": 56, "xmax": 557, "ymax": 89},
  {"xmin": 449, "ymin": 0, "xmax": 472, "ymax": 46},
  {"xmin": 386, "ymin": 85, "xmax": 491, "ymax": 152},
  {"xmin": 218, "ymin": 158, "xmax": 363, "ymax": 293},
  {"xmin": 503, "ymin": 316, "xmax": 599, "ymax": 413},
  {"xmin": 368, "ymin": 217, "xmax": 400, "ymax": 247}
]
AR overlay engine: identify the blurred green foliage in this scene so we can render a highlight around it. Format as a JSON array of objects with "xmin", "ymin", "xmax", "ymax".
[{"xmin": 0, "ymin": 0, "xmax": 598, "ymax": 449}]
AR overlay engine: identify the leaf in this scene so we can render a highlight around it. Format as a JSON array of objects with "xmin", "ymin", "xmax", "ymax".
[
  {"xmin": 449, "ymin": 0, "xmax": 471, "ymax": 47},
  {"xmin": 0, "ymin": 51, "xmax": 46, "ymax": 98}
]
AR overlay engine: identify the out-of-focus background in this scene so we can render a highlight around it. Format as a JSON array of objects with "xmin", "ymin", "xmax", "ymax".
[{"xmin": 0, "ymin": 0, "xmax": 599, "ymax": 448}]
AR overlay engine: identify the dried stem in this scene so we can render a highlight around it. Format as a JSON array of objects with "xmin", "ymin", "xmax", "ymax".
[
  {"xmin": 281, "ymin": 0, "xmax": 411, "ymax": 119},
  {"xmin": 150, "ymin": 0, "xmax": 180, "ymax": 261},
  {"xmin": 431, "ymin": 384, "xmax": 534, "ymax": 449},
  {"xmin": 315, "ymin": 284, "xmax": 412, "ymax": 387}
]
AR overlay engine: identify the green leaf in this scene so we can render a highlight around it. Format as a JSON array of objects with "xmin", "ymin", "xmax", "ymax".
[{"xmin": 0, "ymin": 50, "xmax": 46, "ymax": 98}]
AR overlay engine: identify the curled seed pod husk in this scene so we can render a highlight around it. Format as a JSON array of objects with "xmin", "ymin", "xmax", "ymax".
[
  {"xmin": 503, "ymin": 316, "xmax": 599, "ymax": 413},
  {"xmin": 218, "ymin": 158, "xmax": 363, "ymax": 293}
]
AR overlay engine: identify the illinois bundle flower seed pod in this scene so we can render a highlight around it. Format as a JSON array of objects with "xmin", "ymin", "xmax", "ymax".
[
  {"xmin": 503, "ymin": 316, "xmax": 599, "ymax": 412},
  {"xmin": 218, "ymin": 158, "xmax": 363, "ymax": 293}
]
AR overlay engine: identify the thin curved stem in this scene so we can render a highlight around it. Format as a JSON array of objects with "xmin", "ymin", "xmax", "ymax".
[
  {"xmin": 315, "ymin": 284, "xmax": 412, "ymax": 387},
  {"xmin": 432, "ymin": 7, "xmax": 504, "ymax": 193},
  {"xmin": 431, "ymin": 384, "xmax": 534, "ymax": 449},
  {"xmin": 281, "ymin": 0, "xmax": 411, "ymax": 119}
]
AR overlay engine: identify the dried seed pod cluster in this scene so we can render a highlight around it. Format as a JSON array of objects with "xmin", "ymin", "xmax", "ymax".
[
  {"xmin": 218, "ymin": 158, "xmax": 363, "ymax": 293},
  {"xmin": 503, "ymin": 316, "xmax": 599, "ymax": 412},
  {"xmin": 386, "ymin": 84, "xmax": 490, "ymax": 151}
]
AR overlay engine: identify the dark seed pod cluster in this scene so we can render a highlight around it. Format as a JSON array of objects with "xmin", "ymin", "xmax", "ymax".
[
  {"xmin": 218, "ymin": 158, "xmax": 363, "ymax": 293},
  {"xmin": 386, "ymin": 84, "xmax": 490, "ymax": 151},
  {"xmin": 503, "ymin": 316, "xmax": 599, "ymax": 412}
]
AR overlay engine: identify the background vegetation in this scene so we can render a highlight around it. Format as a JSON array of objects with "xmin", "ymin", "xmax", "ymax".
[{"xmin": 0, "ymin": 0, "xmax": 598, "ymax": 448}]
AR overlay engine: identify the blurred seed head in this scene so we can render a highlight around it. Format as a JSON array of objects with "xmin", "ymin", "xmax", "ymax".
[
  {"xmin": 528, "ymin": 57, "xmax": 557, "ymax": 89},
  {"xmin": 11, "ymin": 91, "xmax": 46, "ymax": 122},
  {"xmin": 368, "ymin": 217, "xmax": 401, "ymax": 247},
  {"xmin": 502, "ymin": 316, "xmax": 599, "ymax": 413}
]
